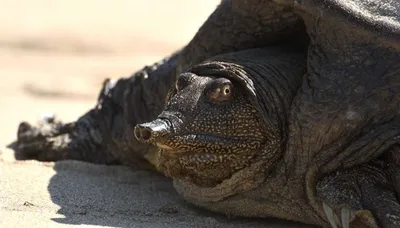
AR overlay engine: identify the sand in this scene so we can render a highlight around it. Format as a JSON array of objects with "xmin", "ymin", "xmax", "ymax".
[
  {"xmin": 0, "ymin": 157, "xmax": 313, "ymax": 227},
  {"xmin": 0, "ymin": 1, "xmax": 314, "ymax": 227}
]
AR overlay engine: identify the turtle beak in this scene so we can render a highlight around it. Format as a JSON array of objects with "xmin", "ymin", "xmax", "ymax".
[{"xmin": 134, "ymin": 119, "xmax": 171, "ymax": 143}]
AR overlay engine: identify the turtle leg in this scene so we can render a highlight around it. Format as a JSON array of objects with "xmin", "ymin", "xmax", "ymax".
[
  {"xmin": 317, "ymin": 160, "xmax": 400, "ymax": 228},
  {"xmin": 10, "ymin": 51, "xmax": 180, "ymax": 170}
]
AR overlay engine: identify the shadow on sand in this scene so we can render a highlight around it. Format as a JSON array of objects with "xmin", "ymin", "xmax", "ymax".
[{"xmin": 46, "ymin": 160, "xmax": 313, "ymax": 227}]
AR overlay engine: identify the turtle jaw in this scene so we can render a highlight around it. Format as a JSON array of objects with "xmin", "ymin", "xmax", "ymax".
[
  {"xmin": 154, "ymin": 133, "xmax": 262, "ymax": 159},
  {"xmin": 141, "ymin": 131, "xmax": 264, "ymax": 187}
]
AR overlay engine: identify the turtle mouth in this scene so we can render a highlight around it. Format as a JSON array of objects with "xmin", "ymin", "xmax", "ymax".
[
  {"xmin": 155, "ymin": 133, "xmax": 260, "ymax": 157},
  {"xmin": 159, "ymin": 147, "xmax": 218, "ymax": 162}
]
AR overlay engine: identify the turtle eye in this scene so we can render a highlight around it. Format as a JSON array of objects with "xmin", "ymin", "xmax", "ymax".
[
  {"xmin": 176, "ymin": 73, "xmax": 194, "ymax": 91},
  {"xmin": 207, "ymin": 78, "xmax": 233, "ymax": 103}
]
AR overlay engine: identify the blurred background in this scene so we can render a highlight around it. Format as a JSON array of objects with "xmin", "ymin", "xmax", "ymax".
[{"xmin": 0, "ymin": 0, "xmax": 218, "ymax": 146}]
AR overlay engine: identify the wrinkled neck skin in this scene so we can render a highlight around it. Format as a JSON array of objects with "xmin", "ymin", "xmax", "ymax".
[
  {"xmin": 171, "ymin": 48, "xmax": 328, "ymax": 225},
  {"xmin": 284, "ymin": 5, "xmax": 400, "ymax": 223}
]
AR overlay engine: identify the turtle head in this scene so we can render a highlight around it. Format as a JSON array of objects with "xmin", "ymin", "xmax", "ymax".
[
  {"xmin": 135, "ymin": 48, "xmax": 305, "ymax": 187},
  {"xmin": 134, "ymin": 71, "xmax": 268, "ymax": 187}
]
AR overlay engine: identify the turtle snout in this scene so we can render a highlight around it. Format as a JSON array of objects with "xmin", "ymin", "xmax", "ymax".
[{"xmin": 134, "ymin": 119, "xmax": 170, "ymax": 143}]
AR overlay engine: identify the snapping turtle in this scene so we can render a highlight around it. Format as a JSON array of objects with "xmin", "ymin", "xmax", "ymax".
[{"xmin": 10, "ymin": 0, "xmax": 400, "ymax": 227}]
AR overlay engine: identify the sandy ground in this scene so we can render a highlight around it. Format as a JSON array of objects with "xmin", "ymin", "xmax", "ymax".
[
  {"xmin": 0, "ymin": 160, "xmax": 312, "ymax": 228},
  {"xmin": 0, "ymin": 1, "xmax": 314, "ymax": 227}
]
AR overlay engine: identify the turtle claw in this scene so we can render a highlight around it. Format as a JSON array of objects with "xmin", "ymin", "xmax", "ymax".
[
  {"xmin": 322, "ymin": 202, "xmax": 379, "ymax": 228},
  {"xmin": 322, "ymin": 202, "xmax": 357, "ymax": 228},
  {"xmin": 323, "ymin": 202, "xmax": 339, "ymax": 228},
  {"xmin": 341, "ymin": 207, "xmax": 350, "ymax": 228}
]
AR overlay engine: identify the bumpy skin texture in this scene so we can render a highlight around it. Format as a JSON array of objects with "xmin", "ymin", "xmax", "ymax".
[
  {"xmin": 155, "ymin": 47, "xmax": 306, "ymax": 188},
  {"xmin": 11, "ymin": 0, "xmax": 400, "ymax": 228}
]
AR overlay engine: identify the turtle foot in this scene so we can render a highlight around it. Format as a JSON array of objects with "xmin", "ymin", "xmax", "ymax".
[
  {"xmin": 322, "ymin": 202, "xmax": 378, "ymax": 228},
  {"xmin": 10, "ymin": 113, "xmax": 74, "ymax": 161}
]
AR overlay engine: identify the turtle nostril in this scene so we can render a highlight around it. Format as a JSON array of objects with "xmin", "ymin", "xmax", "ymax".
[
  {"xmin": 134, "ymin": 125, "xmax": 152, "ymax": 142},
  {"xmin": 135, "ymin": 119, "xmax": 170, "ymax": 142},
  {"xmin": 140, "ymin": 128, "xmax": 152, "ymax": 141}
]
